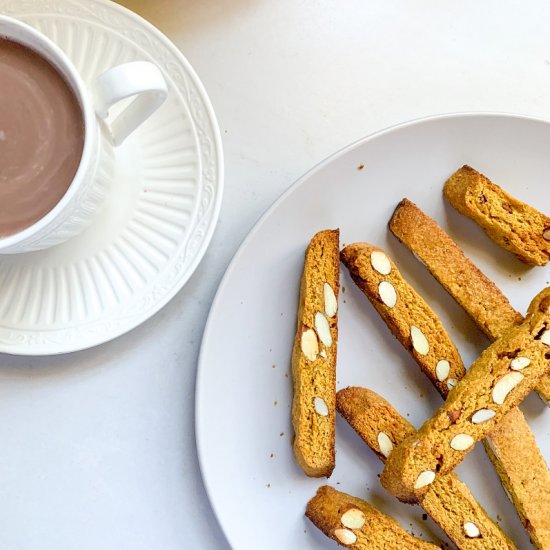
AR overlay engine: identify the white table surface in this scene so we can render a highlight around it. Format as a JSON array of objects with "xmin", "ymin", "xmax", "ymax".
[{"xmin": 3, "ymin": 1, "xmax": 550, "ymax": 548}]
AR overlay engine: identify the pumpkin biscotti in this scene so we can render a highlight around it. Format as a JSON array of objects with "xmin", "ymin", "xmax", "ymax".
[
  {"xmin": 444, "ymin": 165, "xmax": 550, "ymax": 266},
  {"xmin": 389, "ymin": 198, "xmax": 550, "ymax": 404},
  {"xmin": 306, "ymin": 486, "xmax": 439, "ymax": 549},
  {"xmin": 337, "ymin": 387, "xmax": 516, "ymax": 550},
  {"xmin": 482, "ymin": 406, "xmax": 550, "ymax": 549},
  {"xmin": 291, "ymin": 229, "xmax": 339, "ymax": 477},
  {"xmin": 381, "ymin": 287, "xmax": 550, "ymax": 503},
  {"xmin": 389, "ymin": 198, "xmax": 523, "ymax": 341},
  {"xmin": 340, "ymin": 243, "xmax": 464, "ymax": 396},
  {"xmin": 342, "ymin": 240, "xmax": 550, "ymax": 549}
]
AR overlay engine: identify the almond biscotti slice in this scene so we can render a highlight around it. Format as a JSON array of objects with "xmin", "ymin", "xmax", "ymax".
[
  {"xmin": 340, "ymin": 243, "xmax": 464, "ymax": 396},
  {"xmin": 291, "ymin": 229, "xmax": 339, "ymax": 477},
  {"xmin": 444, "ymin": 165, "xmax": 550, "ymax": 266},
  {"xmin": 306, "ymin": 486, "xmax": 439, "ymax": 549},
  {"xmin": 341, "ymin": 242, "xmax": 550, "ymax": 548},
  {"xmin": 388, "ymin": 198, "xmax": 550, "ymax": 405},
  {"xmin": 337, "ymin": 387, "xmax": 516, "ymax": 550},
  {"xmin": 381, "ymin": 287, "xmax": 550, "ymax": 503}
]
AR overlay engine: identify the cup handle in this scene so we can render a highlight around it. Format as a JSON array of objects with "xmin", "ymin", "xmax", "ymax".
[{"xmin": 90, "ymin": 61, "xmax": 167, "ymax": 146}]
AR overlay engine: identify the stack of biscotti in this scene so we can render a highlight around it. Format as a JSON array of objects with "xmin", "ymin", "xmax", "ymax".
[
  {"xmin": 337, "ymin": 387, "xmax": 515, "ymax": 549},
  {"xmin": 293, "ymin": 168, "xmax": 550, "ymax": 549},
  {"xmin": 381, "ymin": 287, "xmax": 550, "ymax": 503},
  {"xmin": 387, "ymin": 197, "xmax": 550, "ymax": 545},
  {"xmin": 388, "ymin": 198, "xmax": 550, "ymax": 548},
  {"xmin": 339, "ymin": 241, "xmax": 546, "ymax": 547},
  {"xmin": 295, "ymin": 234, "xmax": 514, "ymax": 548}
]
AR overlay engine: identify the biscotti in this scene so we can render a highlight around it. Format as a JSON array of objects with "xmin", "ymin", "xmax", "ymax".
[
  {"xmin": 389, "ymin": 198, "xmax": 550, "ymax": 406},
  {"xmin": 337, "ymin": 387, "xmax": 515, "ymax": 549},
  {"xmin": 482, "ymin": 406, "xmax": 550, "ymax": 548},
  {"xmin": 340, "ymin": 243, "xmax": 464, "ymax": 396},
  {"xmin": 341, "ymin": 241, "xmax": 550, "ymax": 548},
  {"xmin": 444, "ymin": 165, "xmax": 550, "ymax": 266},
  {"xmin": 291, "ymin": 229, "xmax": 339, "ymax": 477},
  {"xmin": 381, "ymin": 287, "xmax": 550, "ymax": 503},
  {"xmin": 305, "ymin": 485, "xmax": 439, "ymax": 549},
  {"xmin": 389, "ymin": 198, "xmax": 523, "ymax": 340}
]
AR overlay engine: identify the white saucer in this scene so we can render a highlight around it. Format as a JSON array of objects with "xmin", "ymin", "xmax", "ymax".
[{"xmin": 0, "ymin": 0, "xmax": 223, "ymax": 355}]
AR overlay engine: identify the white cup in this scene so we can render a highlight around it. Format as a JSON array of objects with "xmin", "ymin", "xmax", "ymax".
[{"xmin": 0, "ymin": 15, "xmax": 167, "ymax": 254}]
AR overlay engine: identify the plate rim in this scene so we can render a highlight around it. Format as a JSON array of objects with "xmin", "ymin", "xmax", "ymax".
[
  {"xmin": 0, "ymin": 0, "xmax": 224, "ymax": 356},
  {"xmin": 195, "ymin": 110, "xmax": 550, "ymax": 548}
]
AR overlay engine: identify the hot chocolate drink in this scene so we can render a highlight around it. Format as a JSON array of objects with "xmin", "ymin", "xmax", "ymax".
[{"xmin": 0, "ymin": 38, "xmax": 84, "ymax": 237}]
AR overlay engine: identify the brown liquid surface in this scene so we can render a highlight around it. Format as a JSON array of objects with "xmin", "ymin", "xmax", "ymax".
[{"xmin": 0, "ymin": 39, "xmax": 84, "ymax": 237}]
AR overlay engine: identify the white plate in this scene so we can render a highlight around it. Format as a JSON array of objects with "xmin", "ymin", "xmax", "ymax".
[
  {"xmin": 0, "ymin": 0, "xmax": 223, "ymax": 355},
  {"xmin": 197, "ymin": 113, "xmax": 550, "ymax": 549}
]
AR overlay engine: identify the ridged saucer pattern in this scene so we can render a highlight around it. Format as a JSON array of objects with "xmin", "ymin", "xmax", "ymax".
[{"xmin": 0, "ymin": 0, "xmax": 223, "ymax": 354}]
